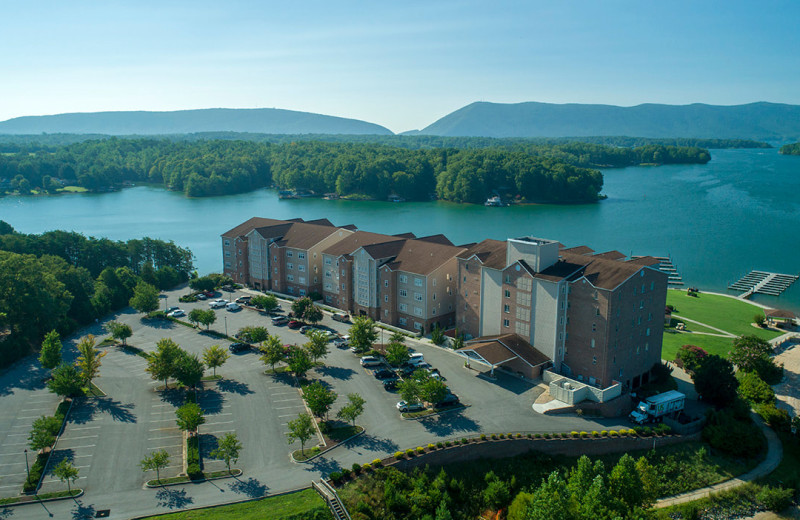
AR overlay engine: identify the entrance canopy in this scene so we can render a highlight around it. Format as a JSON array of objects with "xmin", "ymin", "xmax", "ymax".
[{"xmin": 457, "ymin": 334, "xmax": 550, "ymax": 377}]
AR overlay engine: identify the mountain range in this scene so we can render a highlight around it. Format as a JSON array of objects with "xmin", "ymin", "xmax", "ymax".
[{"xmin": 1, "ymin": 102, "xmax": 799, "ymax": 141}]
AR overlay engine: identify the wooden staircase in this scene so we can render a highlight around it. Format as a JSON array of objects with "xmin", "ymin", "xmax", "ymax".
[{"xmin": 312, "ymin": 480, "xmax": 351, "ymax": 520}]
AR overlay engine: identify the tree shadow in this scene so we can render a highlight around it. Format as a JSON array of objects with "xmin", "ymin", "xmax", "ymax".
[
  {"xmin": 199, "ymin": 434, "xmax": 220, "ymax": 460},
  {"xmin": 0, "ymin": 357, "xmax": 50, "ymax": 396},
  {"xmin": 476, "ymin": 371, "xmax": 535, "ymax": 396},
  {"xmin": 140, "ymin": 317, "xmax": 176, "ymax": 330},
  {"xmin": 0, "ymin": 507, "xmax": 12, "ymax": 519},
  {"xmin": 303, "ymin": 456, "xmax": 342, "ymax": 476},
  {"xmin": 314, "ymin": 366, "xmax": 356, "ymax": 381},
  {"xmin": 198, "ymin": 389, "xmax": 224, "ymax": 414},
  {"xmin": 70, "ymin": 397, "xmax": 136, "ymax": 424},
  {"xmin": 271, "ymin": 372, "xmax": 298, "ymax": 387},
  {"xmin": 70, "ymin": 499, "xmax": 96, "ymax": 520},
  {"xmin": 228, "ymin": 476, "xmax": 269, "ymax": 498},
  {"xmin": 47, "ymin": 448, "xmax": 76, "ymax": 471},
  {"xmin": 155, "ymin": 487, "xmax": 194, "ymax": 509},
  {"xmin": 159, "ymin": 388, "xmax": 185, "ymax": 407},
  {"xmin": 349, "ymin": 433, "xmax": 399, "ymax": 453},
  {"xmin": 418, "ymin": 410, "xmax": 482, "ymax": 437},
  {"xmin": 216, "ymin": 379, "xmax": 254, "ymax": 396}
]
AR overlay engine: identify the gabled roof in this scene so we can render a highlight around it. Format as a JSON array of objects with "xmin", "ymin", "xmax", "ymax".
[
  {"xmin": 272, "ymin": 222, "xmax": 341, "ymax": 250},
  {"xmin": 765, "ymin": 308, "xmax": 796, "ymax": 319},
  {"xmin": 362, "ymin": 240, "xmax": 406, "ymax": 261},
  {"xmin": 384, "ymin": 240, "xmax": 466, "ymax": 276},
  {"xmin": 460, "ymin": 333, "xmax": 550, "ymax": 368},
  {"xmin": 393, "ymin": 232, "xmax": 417, "ymax": 239},
  {"xmin": 626, "ymin": 256, "xmax": 661, "ymax": 267},
  {"xmin": 221, "ymin": 217, "xmax": 297, "ymax": 239},
  {"xmin": 322, "ymin": 231, "xmax": 404, "ymax": 257},
  {"xmin": 456, "ymin": 239, "xmax": 507, "ymax": 269},
  {"xmin": 562, "ymin": 251, "xmax": 663, "ymax": 290},
  {"xmin": 593, "ymin": 250, "xmax": 627, "ymax": 260},
  {"xmin": 251, "ymin": 222, "xmax": 294, "ymax": 240},
  {"xmin": 561, "ymin": 245, "xmax": 595, "ymax": 256},
  {"xmin": 417, "ymin": 234, "xmax": 454, "ymax": 246}
]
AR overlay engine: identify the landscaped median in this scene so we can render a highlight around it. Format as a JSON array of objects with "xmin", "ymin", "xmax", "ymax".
[
  {"xmin": 0, "ymin": 489, "xmax": 83, "ymax": 506},
  {"xmin": 291, "ymin": 424, "xmax": 364, "ymax": 462},
  {"xmin": 401, "ymin": 403, "xmax": 467, "ymax": 420},
  {"xmin": 145, "ymin": 469, "xmax": 242, "ymax": 488},
  {"xmin": 23, "ymin": 398, "xmax": 72, "ymax": 494}
]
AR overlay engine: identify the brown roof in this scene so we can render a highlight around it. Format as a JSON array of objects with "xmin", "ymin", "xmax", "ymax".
[
  {"xmin": 626, "ymin": 256, "xmax": 661, "ymax": 266},
  {"xmin": 362, "ymin": 241, "xmax": 406, "ymax": 261},
  {"xmin": 765, "ymin": 309, "xmax": 797, "ymax": 319},
  {"xmin": 457, "ymin": 239, "xmax": 507, "ymax": 269},
  {"xmin": 221, "ymin": 217, "xmax": 296, "ymax": 239},
  {"xmin": 384, "ymin": 240, "xmax": 466, "ymax": 276},
  {"xmin": 460, "ymin": 333, "xmax": 550, "ymax": 367},
  {"xmin": 417, "ymin": 234, "xmax": 454, "ymax": 246},
  {"xmin": 252, "ymin": 222, "xmax": 294, "ymax": 240},
  {"xmin": 393, "ymin": 232, "xmax": 417, "ymax": 239},
  {"xmin": 593, "ymin": 250, "xmax": 627, "ymax": 260},
  {"xmin": 273, "ymin": 222, "xmax": 341, "ymax": 250},
  {"xmin": 562, "ymin": 251, "xmax": 663, "ymax": 290},
  {"xmin": 561, "ymin": 245, "xmax": 595, "ymax": 255},
  {"xmin": 533, "ymin": 259, "xmax": 587, "ymax": 283},
  {"xmin": 322, "ymin": 230, "xmax": 403, "ymax": 257}
]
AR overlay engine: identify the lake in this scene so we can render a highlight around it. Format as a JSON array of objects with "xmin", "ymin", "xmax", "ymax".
[{"xmin": 1, "ymin": 148, "xmax": 799, "ymax": 312}]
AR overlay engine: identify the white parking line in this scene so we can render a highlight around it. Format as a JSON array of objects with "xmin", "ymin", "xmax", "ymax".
[
  {"xmin": 59, "ymin": 435, "xmax": 98, "ymax": 441},
  {"xmin": 272, "ymin": 398, "xmax": 299, "ymax": 403},
  {"xmin": 278, "ymin": 414, "xmax": 299, "ymax": 418},
  {"xmin": 10, "ymin": 425, "xmax": 29, "ymax": 429},
  {"xmin": 68, "ymin": 426, "xmax": 101, "ymax": 431},
  {"xmin": 205, "ymin": 412, "xmax": 232, "ymax": 417},
  {"xmin": 0, "ymin": 472, "xmax": 26, "ymax": 477},
  {"xmin": 3, "ymin": 442, "xmax": 28, "ymax": 447},
  {"xmin": 268, "ymin": 392, "xmax": 297, "ymax": 396},
  {"xmin": 71, "ymin": 454, "xmax": 93, "ymax": 458},
  {"xmin": 274, "ymin": 406, "xmax": 303, "ymax": 410},
  {"xmin": 151, "ymin": 404, "xmax": 173, "ymax": 408},
  {"xmin": 202, "ymin": 421, "xmax": 234, "ymax": 426},
  {"xmin": 57, "ymin": 444, "xmax": 96, "ymax": 450},
  {"xmin": 202, "ymin": 430, "xmax": 235, "ymax": 435},
  {"xmin": 0, "ymin": 483, "xmax": 22, "ymax": 489},
  {"xmin": 149, "ymin": 418, "xmax": 175, "ymax": 423},
  {"xmin": 152, "ymin": 444, "xmax": 182, "ymax": 450},
  {"xmin": 0, "ymin": 453, "xmax": 22, "ymax": 457},
  {"xmin": 4, "ymin": 433, "xmax": 28, "ymax": 437},
  {"xmin": 147, "ymin": 436, "xmax": 179, "ymax": 441},
  {"xmin": 149, "ymin": 428, "xmax": 178, "ymax": 432}
]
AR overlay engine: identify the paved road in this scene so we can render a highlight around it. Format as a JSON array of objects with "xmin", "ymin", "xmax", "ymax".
[{"xmin": 1, "ymin": 286, "xmax": 634, "ymax": 520}]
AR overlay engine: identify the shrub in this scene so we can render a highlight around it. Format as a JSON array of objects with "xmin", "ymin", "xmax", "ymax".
[
  {"xmin": 406, "ymin": 448, "xmax": 415, "ymax": 457},
  {"xmin": 600, "ymin": 430, "xmax": 608, "ymax": 436},
  {"xmin": 436, "ymin": 442, "xmax": 443, "ymax": 448},
  {"xmin": 755, "ymin": 403, "xmax": 791, "ymax": 431},
  {"xmin": 580, "ymin": 432, "xmax": 588, "ymax": 438},
  {"xmin": 516, "ymin": 433, "xmax": 522, "ymax": 438},
  {"xmin": 342, "ymin": 468, "xmax": 351, "ymax": 478},
  {"xmin": 329, "ymin": 471, "xmax": 342, "ymax": 483},
  {"xmin": 416, "ymin": 446, "xmax": 425, "ymax": 454},
  {"xmin": 676, "ymin": 344, "xmax": 708, "ymax": 372},
  {"xmin": 641, "ymin": 426, "xmax": 652, "ymax": 436},
  {"xmin": 318, "ymin": 421, "xmax": 331, "ymax": 434},
  {"xmin": 394, "ymin": 451, "xmax": 404, "ymax": 460},
  {"xmin": 738, "ymin": 371, "xmax": 776, "ymax": 404},
  {"xmin": 543, "ymin": 433, "xmax": 550, "ymax": 439},
  {"xmin": 23, "ymin": 453, "xmax": 47, "ymax": 492},
  {"xmin": 491, "ymin": 433, "xmax": 497, "ymax": 439},
  {"xmin": 498, "ymin": 433, "xmax": 504, "ymax": 439},
  {"xmin": 703, "ymin": 408, "xmax": 766, "ymax": 456},
  {"xmin": 591, "ymin": 431, "xmax": 599, "ymax": 437},
  {"xmin": 187, "ymin": 463, "xmax": 202, "ymax": 480},
  {"xmin": 560, "ymin": 432, "xmax": 569, "ymax": 438},
  {"xmin": 461, "ymin": 437, "xmax": 467, "ymax": 444},
  {"xmin": 351, "ymin": 462, "xmax": 361, "ymax": 474},
  {"xmin": 571, "ymin": 431, "xmax": 580, "ymax": 438},
  {"xmin": 310, "ymin": 446, "xmax": 321, "ymax": 455},
  {"xmin": 534, "ymin": 433, "xmax": 542, "ymax": 438},
  {"xmin": 508, "ymin": 433, "xmax": 514, "ymax": 438},
  {"xmin": 480, "ymin": 434, "xmax": 486, "ymax": 441},
  {"xmin": 444, "ymin": 441, "xmax": 451, "ymax": 447},
  {"xmin": 756, "ymin": 485, "xmax": 794, "ymax": 512},
  {"xmin": 372, "ymin": 458, "xmax": 382, "ymax": 467},
  {"xmin": 361, "ymin": 463, "xmax": 372, "ymax": 472},
  {"xmin": 609, "ymin": 430, "xmax": 618, "ymax": 437},
  {"xmin": 427, "ymin": 443, "xmax": 436, "ymax": 450}
]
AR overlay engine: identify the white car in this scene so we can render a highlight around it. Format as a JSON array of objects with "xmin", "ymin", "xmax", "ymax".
[
  {"xmin": 209, "ymin": 299, "xmax": 228, "ymax": 309},
  {"xmin": 226, "ymin": 302, "xmax": 241, "ymax": 311},
  {"xmin": 167, "ymin": 309, "xmax": 185, "ymax": 317},
  {"xmin": 396, "ymin": 401, "xmax": 425, "ymax": 413}
]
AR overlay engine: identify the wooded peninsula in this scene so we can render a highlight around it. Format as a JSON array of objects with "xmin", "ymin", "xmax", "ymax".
[
  {"xmin": 0, "ymin": 137, "xmax": 713, "ymax": 203},
  {"xmin": 778, "ymin": 142, "xmax": 800, "ymax": 155}
]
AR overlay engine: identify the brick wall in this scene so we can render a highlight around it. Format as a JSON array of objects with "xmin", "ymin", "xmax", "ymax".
[{"xmin": 456, "ymin": 257, "xmax": 483, "ymax": 339}]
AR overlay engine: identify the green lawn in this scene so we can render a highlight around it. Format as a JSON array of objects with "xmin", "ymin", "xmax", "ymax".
[
  {"xmin": 57, "ymin": 186, "xmax": 88, "ymax": 193},
  {"xmin": 661, "ymin": 329, "xmax": 735, "ymax": 361},
  {"xmin": 666, "ymin": 290, "xmax": 782, "ymax": 340},
  {"xmin": 138, "ymin": 488, "xmax": 331, "ymax": 520}
]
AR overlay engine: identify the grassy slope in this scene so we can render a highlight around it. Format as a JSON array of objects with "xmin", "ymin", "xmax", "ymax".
[
  {"xmin": 662, "ymin": 290, "xmax": 782, "ymax": 360},
  {"xmin": 137, "ymin": 488, "xmax": 330, "ymax": 520}
]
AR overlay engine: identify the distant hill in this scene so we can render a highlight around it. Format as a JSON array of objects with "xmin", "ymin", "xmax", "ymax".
[
  {"xmin": 0, "ymin": 108, "xmax": 393, "ymax": 136},
  {"xmin": 413, "ymin": 101, "xmax": 800, "ymax": 141}
]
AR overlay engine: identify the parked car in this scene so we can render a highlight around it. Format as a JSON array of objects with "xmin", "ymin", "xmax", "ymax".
[
  {"xmin": 332, "ymin": 312, "xmax": 350, "ymax": 323},
  {"xmin": 396, "ymin": 401, "xmax": 424, "ymax": 413},
  {"xmin": 383, "ymin": 379, "xmax": 398, "ymax": 391},
  {"xmin": 226, "ymin": 302, "xmax": 241, "ymax": 311},
  {"xmin": 271, "ymin": 315, "xmax": 289, "ymax": 326},
  {"xmin": 360, "ymin": 356, "xmax": 382, "ymax": 367},
  {"xmin": 288, "ymin": 320, "xmax": 303, "ymax": 329},
  {"xmin": 167, "ymin": 309, "xmax": 185, "ymax": 318},
  {"xmin": 196, "ymin": 293, "xmax": 207, "ymax": 300},
  {"xmin": 235, "ymin": 296, "xmax": 251, "ymax": 304},
  {"xmin": 203, "ymin": 290, "xmax": 216, "ymax": 297},
  {"xmin": 434, "ymin": 393, "xmax": 460, "ymax": 408},
  {"xmin": 373, "ymin": 369, "xmax": 396, "ymax": 380},
  {"xmin": 166, "ymin": 306, "xmax": 179, "ymax": 314},
  {"xmin": 408, "ymin": 353, "xmax": 425, "ymax": 365},
  {"xmin": 398, "ymin": 365, "xmax": 417, "ymax": 378},
  {"xmin": 299, "ymin": 325, "xmax": 313, "ymax": 334},
  {"xmin": 333, "ymin": 337, "xmax": 349, "ymax": 348},
  {"xmin": 228, "ymin": 342, "xmax": 250, "ymax": 353},
  {"xmin": 209, "ymin": 299, "xmax": 228, "ymax": 309},
  {"xmin": 428, "ymin": 368, "xmax": 444, "ymax": 381}
]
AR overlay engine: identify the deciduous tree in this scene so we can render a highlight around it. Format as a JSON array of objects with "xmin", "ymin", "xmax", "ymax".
[
  {"xmin": 385, "ymin": 341, "xmax": 410, "ymax": 367},
  {"xmin": 349, "ymin": 316, "xmax": 377, "ymax": 354},
  {"xmin": 287, "ymin": 346, "xmax": 313, "ymax": 378},
  {"xmin": 286, "ymin": 413, "xmax": 315, "ymax": 456},
  {"xmin": 105, "ymin": 321, "xmax": 133, "ymax": 345},
  {"xmin": 53, "ymin": 459, "xmax": 79, "ymax": 493},
  {"xmin": 129, "ymin": 281, "xmax": 160, "ymax": 314},
  {"xmin": 28, "ymin": 415, "xmax": 62, "ymax": 451},
  {"xmin": 140, "ymin": 449, "xmax": 170, "ymax": 483},
  {"xmin": 175, "ymin": 402, "xmax": 205, "ymax": 432},
  {"xmin": 47, "ymin": 363, "xmax": 84, "ymax": 397},
  {"xmin": 336, "ymin": 393, "xmax": 366, "ymax": 426},
  {"xmin": 146, "ymin": 338, "xmax": 181, "ymax": 390},
  {"xmin": 304, "ymin": 330, "xmax": 329, "ymax": 363},
  {"xmin": 692, "ymin": 354, "xmax": 739, "ymax": 407},
  {"xmin": 260, "ymin": 335, "xmax": 285, "ymax": 372},
  {"xmin": 202, "ymin": 345, "xmax": 229, "ymax": 377},
  {"xmin": 210, "ymin": 432, "xmax": 242, "ymax": 474},
  {"xmin": 174, "ymin": 351, "xmax": 204, "ymax": 389},
  {"xmin": 75, "ymin": 334, "xmax": 106, "ymax": 387},
  {"xmin": 302, "ymin": 381, "xmax": 337, "ymax": 419},
  {"xmin": 39, "ymin": 329, "xmax": 62, "ymax": 370}
]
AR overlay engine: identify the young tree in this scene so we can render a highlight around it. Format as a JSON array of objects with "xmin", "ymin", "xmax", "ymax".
[
  {"xmin": 175, "ymin": 402, "xmax": 205, "ymax": 432},
  {"xmin": 129, "ymin": 281, "xmax": 160, "ymax": 314},
  {"xmin": 692, "ymin": 354, "xmax": 739, "ymax": 407},
  {"xmin": 304, "ymin": 330, "xmax": 329, "ymax": 363},
  {"xmin": 140, "ymin": 449, "xmax": 170, "ymax": 483},
  {"xmin": 526, "ymin": 472, "xmax": 571, "ymax": 520},
  {"xmin": 260, "ymin": 335, "xmax": 285, "ymax": 372},
  {"xmin": 304, "ymin": 304, "xmax": 323, "ymax": 326},
  {"xmin": 420, "ymin": 378, "xmax": 448, "ymax": 405},
  {"xmin": 210, "ymin": 432, "xmax": 242, "ymax": 474},
  {"xmin": 286, "ymin": 412, "xmax": 316, "ymax": 456},
  {"xmin": 675, "ymin": 345, "xmax": 708, "ymax": 373},
  {"xmin": 302, "ymin": 380, "xmax": 337, "ymax": 419},
  {"xmin": 250, "ymin": 294, "xmax": 278, "ymax": 313},
  {"xmin": 291, "ymin": 297, "xmax": 313, "ymax": 320},
  {"xmin": 202, "ymin": 345, "xmax": 230, "ymax": 377},
  {"xmin": 47, "ymin": 363, "xmax": 84, "ymax": 397},
  {"xmin": 385, "ymin": 341, "xmax": 410, "ymax": 367},
  {"xmin": 608, "ymin": 454, "xmax": 645, "ymax": 513},
  {"xmin": 349, "ymin": 316, "xmax": 378, "ymax": 354},
  {"xmin": 237, "ymin": 326, "xmax": 269, "ymax": 344},
  {"xmin": 28, "ymin": 415, "xmax": 62, "ymax": 450},
  {"xmin": 105, "ymin": 321, "xmax": 132, "ymax": 345},
  {"xmin": 397, "ymin": 377, "xmax": 421, "ymax": 405},
  {"xmin": 729, "ymin": 335, "xmax": 774, "ymax": 372},
  {"xmin": 336, "ymin": 393, "xmax": 366, "ymax": 426},
  {"xmin": 53, "ymin": 459, "xmax": 79, "ymax": 494},
  {"xmin": 188, "ymin": 308, "xmax": 204, "ymax": 328},
  {"xmin": 287, "ymin": 346, "xmax": 313, "ymax": 378},
  {"xmin": 75, "ymin": 335, "xmax": 106, "ymax": 387},
  {"xmin": 146, "ymin": 338, "xmax": 181, "ymax": 389},
  {"xmin": 174, "ymin": 351, "xmax": 204, "ymax": 389},
  {"xmin": 754, "ymin": 313, "xmax": 766, "ymax": 327},
  {"xmin": 39, "ymin": 329, "xmax": 63, "ymax": 370},
  {"xmin": 389, "ymin": 331, "xmax": 406, "ymax": 344},
  {"xmin": 430, "ymin": 324, "xmax": 446, "ymax": 346},
  {"xmin": 196, "ymin": 308, "xmax": 217, "ymax": 330},
  {"xmin": 189, "ymin": 275, "xmax": 217, "ymax": 292}
]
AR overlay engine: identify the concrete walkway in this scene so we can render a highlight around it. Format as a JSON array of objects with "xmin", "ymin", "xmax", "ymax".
[
  {"xmin": 655, "ymin": 415, "xmax": 782, "ymax": 508},
  {"xmin": 674, "ymin": 316, "xmax": 736, "ymax": 337}
]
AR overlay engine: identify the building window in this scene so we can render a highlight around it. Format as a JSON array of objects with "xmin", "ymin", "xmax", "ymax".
[
  {"xmin": 399, "ymin": 303, "xmax": 407, "ymax": 312},
  {"xmin": 225, "ymin": 251, "xmax": 231, "ymax": 257},
  {"xmin": 399, "ymin": 289, "xmax": 407, "ymax": 297},
  {"xmin": 463, "ymin": 276, "xmax": 466, "ymax": 282},
  {"xmin": 325, "ymin": 283, "xmax": 332, "ymax": 290},
  {"xmin": 648, "ymin": 312, "xmax": 653, "ymax": 321},
  {"xmin": 325, "ymin": 295, "xmax": 332, "ymax": 302},
  {"xmin": 414, "ymin": 293, "xmax": 423, "ymax": 301},
  {"xmin": 591, "ymin": 338, "xmax": 596, "ymax": 348},
  {"xmin": 414, "ymin": 322, "xmax": 422, "ymax": 330},
  {"xmin": 299, "ymin": 277, "xmax": 306, "ymax": 284},
  {"xmin": 274, "ymin": 267, "xmax": 278, "ymax": 274},
  {"xmin": 595, "ymin": 307, "xmax": 600, "ymax": 316},
  {"xmin": 613, "ymin": 356, "xmax": 616, "ymax": 364},
  {"xmin": 592, "ymin": 356, "xmax": 597, "ymax": 365},
  {"xmin": 505, "ymin": 275, "xmax": 511, "ymax": 283},
  {"xmin": 399, "ymin": 274, "xmax": 408, "ymax": 284},
  {"xmin": 384, "ymin": 280, "xmax": 389, "ymax": 287},
  {"xmin": 503, "ymin": 319, "xmax": 510, "ymax": 327},
  {"xmin": 640, "ymin": 300, "xmax": 644, "ymax": 309},
  {"xmin": 592, "ymin": 323, "xmax": 596, "ymax": 332},
  {"xmin": 224, "ymin": 240, "xmax": 230, "ymax": 246},
  {"xmin": 432, "ymin": 308, "xmax": 437, "ymax": 315},
  {"xmin": 399, "ymin": 317, "xmax": 407, "ymax": 326},
  {"xmin": 645, "ymin": 342, "xmax": 649, "ymax": 351},
  {"xmin": 414, "ymin": 278, "xmax": 423, "ymax": 287},
  {"xmin": 593, "ymin": 291, "xmax": 598, "ymax": 300},
  {"xmin": 225, "ymin": 262, "xmax": 231, "ymax": 268},
  {"xmin": 287, "ymin": 251, "xmax": 293, "ymax": 257},
  {"xmin": 504, "ymin": 289, "xmax": 511, "ymax": 298},
  {"xmin": 432, "ymin": 293, "xmax": 436, "ymax": 300},
  {"xmin": 650, "ymin": 281, "xmax": 655, "ymax": 290},
  {"xmin": 646, "ymin": 327, "xmax": 651, "ymax": 337},
  {"xmin": 504, "ymin": 304, "xmax": 510, "ymax": 313},
  {"xmin": 414, "ymin": 307, "xmax": 423, "ymax": 316},
  {"xmin": 299, "ymin": 289, "xmax": 306, "ymax": 296},
  {"xmin": 432, "ymin": 278, "xmax": 436, "ymax": 286},
  {"xmin": 515, "ymin": 321, "xmax": 530, "ymax": 336},
  {"xmin": 287, "ymin": 287, "xmax": 294, "ymax": 294},
  {"xmin": 287, "ymin": 263, "xmax": 293, "ymax": 270},
  {"xmin": 298, "ymin": 265, "xmax": 305, "ymax": 272},
  {"xmin": 298, "ymin": 252, "xmax": 305, "ymax": 259},
  {"xmin": 341, "ymin": 283, "xmax": 346, "ymax": 290},
  {"xmin": 325, "ymin": 271, "xmax": 332, "ymax": 278},
  {"xmin": 384, "ymin": 295, "xmax": 389, "ymax": 302},
  {"xmin": 341, "ymin": 269, "xmax": 346, "ymax": 276},
  {"xmin": 287, "ymin": 274, "xmax": 294, "ymax": 282},
  {"xmin": 325, "ymin": 257, "xmax": 331, "ymax": 265}
]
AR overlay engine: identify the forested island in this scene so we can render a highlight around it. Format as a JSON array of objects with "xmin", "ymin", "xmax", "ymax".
[
  {"xmin": 779, "ymin": 142, "xmax": 800, "ymax": 155},
  {"xmin": 0, "ymin": 137, "xmax": 712, "ymax": 204},
  {"xmin": 0, "ymin": 221, "xmax": 193, "ymax": 366}
]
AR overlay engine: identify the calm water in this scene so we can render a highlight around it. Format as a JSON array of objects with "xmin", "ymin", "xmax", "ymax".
[{"xmin": 2, "ymin": 148, "xmax": 799, "ymax": 311}]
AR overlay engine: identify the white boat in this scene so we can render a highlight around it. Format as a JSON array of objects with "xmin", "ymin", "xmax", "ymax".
[{"xmin": 484, "ymin": 196, "xmax": 505, "ymax": 207}]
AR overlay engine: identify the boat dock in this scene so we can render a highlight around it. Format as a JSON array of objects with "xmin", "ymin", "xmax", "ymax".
[
  {"xmin": 633, "ymin": 255, "xmax": 684, "ymax": 286},
  {"xmin": 728, "ymin": 270, "xmax": 799, "ymax": 299}
]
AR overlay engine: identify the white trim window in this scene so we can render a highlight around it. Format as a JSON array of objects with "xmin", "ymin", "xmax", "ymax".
[
  {"xmin": 399, "ymin": 274, "xmax": 408, "ymax": 284},
  {"xmin": 414, "ymin": 277, "xmax": 423, "ymax": 287}
]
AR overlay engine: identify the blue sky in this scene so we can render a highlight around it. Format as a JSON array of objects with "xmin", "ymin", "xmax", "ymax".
[{"xmin": 2, "ymin": 1, "xmax": 799, "ymax": 133}]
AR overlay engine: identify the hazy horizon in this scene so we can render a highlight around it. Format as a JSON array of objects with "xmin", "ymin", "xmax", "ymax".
[{"xmin": 3, "ymin": 1, "xmax": 799, "ymax": 133}]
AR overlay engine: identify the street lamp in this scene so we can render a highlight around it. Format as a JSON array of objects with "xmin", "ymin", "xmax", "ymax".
[
  {"xmin": 24, "ymin": 449, "xmax": 30, "ymax": 481},
  {"xmin": 224, "ymin": 315, "xmax": 228, "ymax": 338}
]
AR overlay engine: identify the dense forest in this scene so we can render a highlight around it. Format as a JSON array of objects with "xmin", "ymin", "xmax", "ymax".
[
  {"xmin": 0, "ymin": 221, "xmax": 193, "ymax": 367},
  {"xmin": 0, "ymin": 138, "xmax": 711, "ymax": 203},
  {"xmin": 779, "ymin": 142, "xmax": 800, "ymax": 155}
]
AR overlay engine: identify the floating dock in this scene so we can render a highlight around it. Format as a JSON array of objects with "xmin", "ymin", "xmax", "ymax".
[
  {"xmin": 728, "ymin": 270, "xmax": 799, "ymax": 298},
  {"xmin": 633, "ymin": 255, "xmax": 684, "ymax": 286}
]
